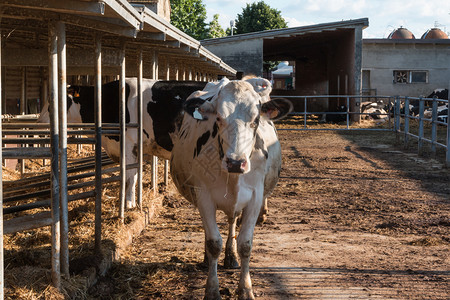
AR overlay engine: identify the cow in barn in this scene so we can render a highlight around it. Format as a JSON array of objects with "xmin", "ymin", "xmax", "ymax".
[
  {"xmin": 38, "ymin": 78, "xmax": 208, "ymax": 208},
  {"xmin": 325, "ymin": 105, "xmax": 347, "ymax": 123},
  {"xmin": 426, "ymin": 88, "xmax": 449, "ymax": 101},
  {"xmin": 170, "ymin": 77, "xmax": 292, "ymax": 299}
]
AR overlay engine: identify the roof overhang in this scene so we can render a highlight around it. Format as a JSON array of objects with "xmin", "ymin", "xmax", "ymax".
[
  {"xmin": 0, "ymin": 0, "xmax": 236, "ymax": 76},
  {"xmin": 202, "ymin": 18, "xmax": 369, "ymax": 45}
]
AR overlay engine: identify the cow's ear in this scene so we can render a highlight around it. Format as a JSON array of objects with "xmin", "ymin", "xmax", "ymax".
[
  {"xmin": 68, "ymin": 86, "xmax": 80, "ymax": 98},
  {"xmin": 245, "ymin": 77, "xmax": 272, "ymax": 101},
  {"xmin": 184, "ymin": 97, "xmax": 215, "ymax": 121},
  {"xmin": 261, "ymin": 98, "xmax": 293, "ymax": 121}
]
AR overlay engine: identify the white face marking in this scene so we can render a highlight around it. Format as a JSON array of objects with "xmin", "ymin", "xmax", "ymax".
[{"xmin": 215, "ymin": 81, "xmax": 261, "ymax": 173}]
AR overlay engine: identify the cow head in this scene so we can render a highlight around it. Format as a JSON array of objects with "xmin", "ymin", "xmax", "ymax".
[
  {"xmin": 37, "ymin": 87, "xmax": 83, "ymax": 123},
  {"xmin": 184, "ymin": 78, "xmax": 292, "ymax": 174}
]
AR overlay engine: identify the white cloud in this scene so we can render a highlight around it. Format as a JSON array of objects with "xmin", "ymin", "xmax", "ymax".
[
  {"xmin": 284, "ymin": 16, "xmax": 314, "ymax": 28},
  {"xmin": 203, "ymin": 0, "xmax": 450, "ymax": 38}
]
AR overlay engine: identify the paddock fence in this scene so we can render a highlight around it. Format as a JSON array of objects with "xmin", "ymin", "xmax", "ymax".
[{"xmin": 271, "ymin": 94, "xmax": 449, "ymax": 166}]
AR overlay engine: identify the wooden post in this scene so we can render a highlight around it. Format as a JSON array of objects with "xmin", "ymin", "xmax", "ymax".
[
  {"xmin": 119, "ymin": 42, "xmax": 126, "ymax": 221},
  {"xmin": 94, "ymin": 34, "xmax": 103, "ymax": 253},
  {"xmin": 151, "ymin": 50, "xmax": 158, "ymax": 194},
  {"xmin": 0, "ymin": 19, "xmax": 5, "ymax": 300},
  {"xmin": 49, "ymin": 21, "xmax": 61, "ymax": 290},
  {"xmin": 56, "ymin": 21, "xmax": 69, "ymax": 279},
  {"xmin": 137, "ymin": 48, "xmax": 143, "ymax": 209}
]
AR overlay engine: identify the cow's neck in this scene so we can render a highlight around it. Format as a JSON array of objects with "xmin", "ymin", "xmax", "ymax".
[{"xmin": 224, "ymin": 173, "xmax": 240, "ymax": 197}]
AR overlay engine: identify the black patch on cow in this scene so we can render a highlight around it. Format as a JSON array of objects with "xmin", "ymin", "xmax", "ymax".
[
  {"xmin": 211, "ymin": 122, "xmax": 219, "ymax": 138},
  {"xmin": 73, "ymin": 81, "xmax": 131, "ymax": 124},
  {"xmin": 147, "ymin": 81, "xmax": 208, "ymax": 151},
  {"xmin": 184, "ymin": 98, "xmax": 206, "ymax": 117},
  {"xmin": 254, "ymin": 134, "xmax": 268, "ymax": 159},
  {"xmin": 253, "ymin": 115, "xmax": 260, "ymax": 136},
  {"xmin": 218, "ymin": 135, "xmax": 224, "ymax": 160},
  {"xmin": 427, "ymin": 89, "xmax": 449, "ymax": 100},
  {"xmin": 71, "ymin": 81, "xmax": 132, "ymax": 142},
  {"xmin": 194, "ymin": 131, "xmax": 210, "ymax": 158}
]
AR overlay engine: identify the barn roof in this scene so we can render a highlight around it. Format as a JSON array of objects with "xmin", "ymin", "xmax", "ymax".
[
  {"xmin": 201, "ymin": 18, "xmax": 369, "ymax": 44},
  {"xmin": 0, "ymin": 0, "xmax": 236, "ymax": 76},
  {"xmin": 201, "ymin": 18, "xmax": 369, "ymax": 63}
]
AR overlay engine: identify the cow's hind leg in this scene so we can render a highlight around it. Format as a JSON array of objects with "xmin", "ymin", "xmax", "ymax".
[
  {"xmin": 257, "ymin": 197, "xmax": 268, "ymax": 224},
  {"xmin": 224, "ymin": 216, "xmax": 239, "ymax": 269}
]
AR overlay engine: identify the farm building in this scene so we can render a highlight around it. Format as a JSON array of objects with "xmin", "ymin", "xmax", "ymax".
[
  {"xmin": 201, "ymin": 18, "xmax": 369, "ymax": 116},
  {"xmin": 362, "ymin": 27, "xmax": 450, "ymax": 98},
  {"xmin": 0, "ymin": 0, "xmax": 235, "ymax": 294},
  {"xmin": 201, "ymin": 21, "xmax": 450, "ymax": 118},
  {"xmin": 0, "ymin": 0, "xmax": 235, "ymax": 115}
]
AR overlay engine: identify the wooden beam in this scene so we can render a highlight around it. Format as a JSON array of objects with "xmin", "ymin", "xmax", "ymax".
[
  {"xmin": 3, "ymin": 211, "xmax": 52, "ymax": 235},
  {"xmin": 1, "ymin": 0, "xmax": 105, "ymax": 16}
]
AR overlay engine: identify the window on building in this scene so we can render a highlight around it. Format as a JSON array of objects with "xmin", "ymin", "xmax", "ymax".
[{"xmin": 393, "ymin": 70, "xmax": 428, "ymax": 84}]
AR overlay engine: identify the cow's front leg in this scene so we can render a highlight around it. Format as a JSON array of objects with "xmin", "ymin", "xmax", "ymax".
[
  {"xmin": 236, "ymin": 194, "xmax": 263, "ymax": 299},
  {"xmin": 125, "ymin": 142, "xmax": 138, "ymax": 209},
  {"xmin": 198, "ymin": 198, "xmax": 222, "ymax": 300},
  {"xmin": 224, "ymin": 216, "xmax": 239, "ymax": 269},
  {"xmin": 125, "ymin": 168, "xmax": 137, "ymax": 209}
]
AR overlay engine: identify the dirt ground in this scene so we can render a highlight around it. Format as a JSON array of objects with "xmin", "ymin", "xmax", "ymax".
[{"xmin": 87, "ymin": 129, "xmax": 450, "ymax": 299}]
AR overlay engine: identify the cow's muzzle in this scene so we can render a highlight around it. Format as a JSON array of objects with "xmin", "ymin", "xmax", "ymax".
[{"xmin": 225, "ymin": 158, "xmax": 247, "ymax": 174}]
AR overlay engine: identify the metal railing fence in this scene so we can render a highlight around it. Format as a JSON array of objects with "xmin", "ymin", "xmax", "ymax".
[
  {"xmin": 272, "ymin": 94, "xmax": 449, "ymax": 166},
  {"xmin": 272, "ymin": 95, "xmax": 395, "ymax": 131}
]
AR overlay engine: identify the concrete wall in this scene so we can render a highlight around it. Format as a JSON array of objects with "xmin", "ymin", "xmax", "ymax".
[
  {"xmin": 362, "ymin": 41, "xmax": 450, "ymax": 97},
  {"xmin": 203, "ymin": 39, "xmax": 264, "ymax": 77}
]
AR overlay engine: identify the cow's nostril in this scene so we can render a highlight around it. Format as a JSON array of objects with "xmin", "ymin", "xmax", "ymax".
[{"xmin": 226, "ymin": 158, "xmax": 246, "ymax": 173}]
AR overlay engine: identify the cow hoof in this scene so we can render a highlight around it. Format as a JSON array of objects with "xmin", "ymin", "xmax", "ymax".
[
  {"xmin": 256, "ymin": 213, "xmax": 267, "ymax": 225},
  {"xmin": 204, "ymin": 290, "xmax": 221, "ymax": 300},
  {"xmin": 238, "ymin": 288, "xmax": 255, "ymax": 300},
  {"xmin": 224, "ymin": 255, "xmax": 239, "ymax": 269}
]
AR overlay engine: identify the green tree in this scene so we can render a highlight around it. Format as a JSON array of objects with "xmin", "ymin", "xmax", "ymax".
[
  {"xmin": 235, "ymin": 1, "xmax": 287, "ymax": 72},
  {"xmin": 170, "ymin": 0, "xmax": 208, "ymax": 40},
  {"xmin": 235, "ymin": 1, "xmax": 287, "ymax": 34},
  {"xmin": 207, "ymin": 14, "xmax": 226, "ymax": 38}
]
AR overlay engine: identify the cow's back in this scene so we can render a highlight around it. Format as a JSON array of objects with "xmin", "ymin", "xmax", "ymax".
[
  {"xmin": 96, "ymin": 78, "xmax": 208, "ymax": 160},
  {"xmin": 144, "ymin": 80, "xmax": 208, "ymax": 153}
]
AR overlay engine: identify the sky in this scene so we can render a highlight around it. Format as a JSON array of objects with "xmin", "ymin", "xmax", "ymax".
[{"xmin": 202, "ymin": 0, "xmax": 450, "ymax": 38}]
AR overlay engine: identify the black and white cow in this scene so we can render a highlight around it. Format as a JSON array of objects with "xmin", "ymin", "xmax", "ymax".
[
  {"xmin": 170, "ymin": 78, "xmax": 292, "ymax": 299},
  {"xmin": 426, "ymin": 88, "xmax": 449, "ymax": 101},
  {"xmin": 38, "ymin": 78, "xmax": 209, "ymax": 208}
]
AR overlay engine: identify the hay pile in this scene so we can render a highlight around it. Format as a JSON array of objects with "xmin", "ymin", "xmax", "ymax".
[{"xmin": 3, "ymin": 144, "xmax": 167, "ymax": 299}]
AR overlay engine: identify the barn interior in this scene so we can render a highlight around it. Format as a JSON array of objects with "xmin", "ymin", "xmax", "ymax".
[
  {"xmin": 201, "ymin": 18, "xmax": 368, "ymax": 114},
  {"xmin": 0, "ymin": 1, "xmax": 235, "ymax": 115},
  {"xmin": 264, "ymin": 27, "xmax": 359, "ymax": 111},
  {"xmin": 0, "ymin": 0, "xmax": 236, "ymax": 292}
]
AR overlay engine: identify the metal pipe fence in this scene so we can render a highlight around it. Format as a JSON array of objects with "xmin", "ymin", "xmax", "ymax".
[
  {"xmin": 393, "ymin": 96, "xmax": 449, "ymax": 164},
  {"xmin": 272, "ymin": 95, "xmax": 395, "ymax": 131},
  {"xmin": 272, "ymin": 94, "xmax": 449, "ymax": 166}
]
